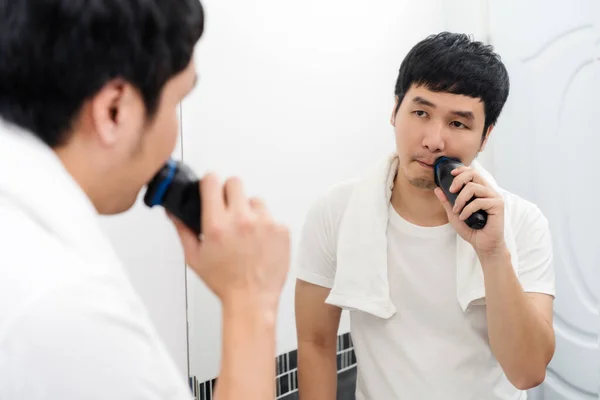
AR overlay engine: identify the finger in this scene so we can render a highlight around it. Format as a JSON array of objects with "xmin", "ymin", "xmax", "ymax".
[
  {"xmin": 224, "ymin": 177, "xmax": 250, "ymax": 212},
  {"xmin": 434, "ymin": 187, "xmax": 453, "ymax": 215},
  {"xmin": 201, "ymin": 174, "xmax": 226, "ymax": 227},
  {"xmin": 449, "ymin": 168, "xmax": 490, "ymax": 193},
  {"xmin": 452, "ymin": 182, "xmax": 495, "ymax": 214},
  {"xmin": 449, "ymin": 169, "xmax": 476, "ymax": 193},
  {"xmin": 459, "ymin": 198, "xmax": 501, "ymax": 220},
  {"xmin": 249, "ymin": 197, "xmax": 271, "ymax": 218},
  {"xmin": 167, "ymin": 211, "xmax": 201, "ymax": 261},
  {"xmin": 451, "ymin": 166, "xmax": 469, "ymax": 176}
]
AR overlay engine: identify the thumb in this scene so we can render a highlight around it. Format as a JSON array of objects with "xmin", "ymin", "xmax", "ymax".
[
  {"xmin": 167, "ymin": 211, "xmax": 201, "ymax": 261},
  {"xmin": 434, "ymin": 188, "xmax": 454, "ymax": 216}
]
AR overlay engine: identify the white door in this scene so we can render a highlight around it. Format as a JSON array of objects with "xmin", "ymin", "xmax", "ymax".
[{"xmin": 487, "ymin": 0, "xmax": 600, "ymax": 398}]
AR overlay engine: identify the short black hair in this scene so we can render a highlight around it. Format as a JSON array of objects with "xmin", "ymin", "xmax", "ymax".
[
  {"xmin": 394, "ymin": 32, "xmax": 510, "ymax": 136},
  {"xmin": 0, "ymin": 0, "xmax": 204, "ymax": 147}
]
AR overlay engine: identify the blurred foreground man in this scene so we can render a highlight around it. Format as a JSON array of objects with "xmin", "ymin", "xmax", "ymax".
[{"xmin": 0, "ymin": 1, "xmax": 289, "ymax": 399}]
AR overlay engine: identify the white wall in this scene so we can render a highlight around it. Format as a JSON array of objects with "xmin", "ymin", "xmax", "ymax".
[
  {"xmin": 486, "ymin": 1, "xmax": 600, "ymax": 398},
  {"xmin": 182, "ymin": 0, "xmax": 447, "ymax": 382}
]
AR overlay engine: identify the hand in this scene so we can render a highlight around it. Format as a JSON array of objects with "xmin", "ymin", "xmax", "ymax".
[
  {"xmin": 434, "ymin": 166, "xmax": 506, "ymax": 257},
  {"xmin": 169, "ymin": 174, "xmax": 290, "ymax": 311}
]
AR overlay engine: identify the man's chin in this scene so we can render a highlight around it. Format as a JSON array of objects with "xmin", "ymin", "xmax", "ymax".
[
  {"xmin": 408, "ymin": 177, "xmax": 437, "ymax": 190},
  {"xmin": 97, "ymin": 191, "xmax": 141, "ymax": 216}
]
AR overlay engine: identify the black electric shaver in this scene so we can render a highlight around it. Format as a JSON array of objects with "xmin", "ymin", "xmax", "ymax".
[
  {"xmin": 143, "ymin": 159, "xmax": 202, "ymax": 235},
  {"xmin": 434, "ymin": 156, "xmax": 487, "ymax": 230}
]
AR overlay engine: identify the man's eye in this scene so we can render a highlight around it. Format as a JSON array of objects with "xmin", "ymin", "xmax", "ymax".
[
  {"xmin": 451, "ymin": 121, "xmax": 467, "ymax": 129},
  {"xmin": 413, "ymin": 110, "xmax": 428, "ymax": 117}
]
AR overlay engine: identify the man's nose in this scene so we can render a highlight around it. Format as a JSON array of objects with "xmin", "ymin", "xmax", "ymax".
[{"xmin": 421, "ymin": 122, "xmax": 445, "ymax": 153}]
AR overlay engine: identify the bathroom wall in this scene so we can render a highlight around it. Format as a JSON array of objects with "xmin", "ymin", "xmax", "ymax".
[{"xmin": 487, "ymin": 0, "xmax": 600, "ymax": 398}]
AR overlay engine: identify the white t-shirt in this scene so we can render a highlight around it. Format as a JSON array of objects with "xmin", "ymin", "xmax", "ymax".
[
  {"xmin": 0, "ymin": 122, "xmax": 192, "ymax": 400},
  {"xmin": 295, "ymin": 179, "xmax": 555, "ymax": 400}
]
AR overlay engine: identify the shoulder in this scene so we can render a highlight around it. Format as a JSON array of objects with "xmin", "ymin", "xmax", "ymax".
[
  {"xmin": 0, "ymin": 277, "xmax": 187, "ymax": 399},
  {"xmin": 0, "ymin": 202, "xmax": 184, "ymax": 398},
  {"xmin": 303, "ymin": 178, "xmax": 358, "ymax": 240},
  {"xmin": 0, "ymin": 199, "xmax": 89, "ymax": 280},
  {"xmin": 0, "ymin": 201, "xmax": 81, "ymax": 289},
  {"xmin": 500, "ymin": 189, "xmax": 550, "ymax": 234},
  {"xmin": 499, "ymin": 190, "xmax": 555, "ymax": 294},
  {"xmin": 294, "ymin": 178, "xmax": 359, "ymax": 287},
  {"xmin": 0, "ymin": 199, "xmax": 128, "ymax": 337}
]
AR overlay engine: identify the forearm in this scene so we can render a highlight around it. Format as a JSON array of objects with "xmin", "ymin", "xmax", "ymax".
[
  {"xmin": 297, "ymin": 341, "xmax": 338, "ymax": 400},
  {"xmin": 480, "ymin": 247, "xmax": 555, "ymax": 389},
  {"xmin": 214, "ymin": 298, "xmax": 277, "ymax": 400}
]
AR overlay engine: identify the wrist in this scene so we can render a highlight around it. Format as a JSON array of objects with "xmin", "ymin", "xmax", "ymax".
[
  {"xmin": 219, "ymin": 293, "xmax": 277, "ymax": 399},
  {"xmin": 477, "ymin": 243, "xmax": 511, "ymax": 267},
  {"xmin": 222, "ymin": 293, "xmax": 278, "ymax": 328}
]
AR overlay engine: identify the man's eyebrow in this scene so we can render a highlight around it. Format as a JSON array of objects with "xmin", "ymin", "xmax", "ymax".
[
  {"xmin": 451, "ymin": 110, "xmax": 474, "ymax": 120},
  {"xmin": 412, "ymin": 96, "xmax": 436, "ymax": 107}
]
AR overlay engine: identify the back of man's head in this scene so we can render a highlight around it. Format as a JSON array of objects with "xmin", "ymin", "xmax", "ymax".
[
  {"xmin": 0, "ymin": 0, "xmax": 204, "ymax": 148},
  {"xmin": 394, "ymin": 32, "xmax": 510, "ymax": 137}
]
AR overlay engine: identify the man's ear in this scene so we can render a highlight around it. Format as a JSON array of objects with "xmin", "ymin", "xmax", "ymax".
[
  {"xmin": 391, "ymin": 96, "xmax": 400, "ymax": 126},
  {"xmin": 480, "ymin": 124, "xmax": 494, "ymax": 152},
  {"xmin": 90, "ymin": 79, "xmax": 126, "ymax": 147}
]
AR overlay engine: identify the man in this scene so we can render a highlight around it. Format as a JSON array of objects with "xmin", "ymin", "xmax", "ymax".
[
  {"xmin": 0, "ymin": 1, "xmax": 289, "ymax": 399},
  {"xmin": 295, "ymin": 32, "xmax": 556, "ymax": 399}
]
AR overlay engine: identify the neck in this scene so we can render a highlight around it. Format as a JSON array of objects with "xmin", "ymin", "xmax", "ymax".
[
  {"xmin": 54, "ymin": 143, "xmax": 105, "ymax": 213},
  {"xmin": 390, "ymin": 170, "xmax": 448, "ymax": 227}
]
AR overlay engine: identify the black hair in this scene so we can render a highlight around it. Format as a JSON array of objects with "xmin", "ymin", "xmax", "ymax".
[
  {"xmin": 0, "ymin": 0, "xmax": 204, "ymax": 147},
  {"xmin": 394, "ymin": 32, "xmax": 510, "ymax": 137}
]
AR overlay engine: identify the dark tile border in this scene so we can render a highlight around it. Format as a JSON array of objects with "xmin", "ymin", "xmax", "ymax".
[{"xmin": 190, "ymin": 332, "xmax": 356, "ymax": 400}]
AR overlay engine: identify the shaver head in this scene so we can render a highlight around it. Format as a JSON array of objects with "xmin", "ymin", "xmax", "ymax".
[
  {"xmin": 433, "ymin": 156, "xmax": 487, "ymax": 230},
  {"xmin": 434, "ymin": 156, "xmax": 463, "ymax": 187},
  {"xmin": 144, "ymin": 159, "xmax": 202, "ymax": 235},
  {"xmin": 144, "ymin": 159, "xmax": 180, "ymax": 208}
]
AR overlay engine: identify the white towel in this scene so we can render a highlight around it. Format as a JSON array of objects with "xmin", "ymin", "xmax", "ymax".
[{"xmin": 325, "ymin": 153, "xmax": 518, "ymax": 318}]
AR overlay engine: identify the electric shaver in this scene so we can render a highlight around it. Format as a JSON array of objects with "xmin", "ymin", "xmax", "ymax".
[
  {"xmin": 143, "ymin": 159, "xmax": 202, "ymax": 235},
  {"xmin": 434, "ymin": 156, "xmax": 487, "ymax": 230}
]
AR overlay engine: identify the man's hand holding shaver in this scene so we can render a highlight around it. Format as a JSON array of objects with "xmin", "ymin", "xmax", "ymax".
[
  {"xmin": 169, "ymin": 173, "xmax": 290, "ymax": 310},
  {"xmin": 434, "ymin": 166, "xmax": 554, "ymax": 389},
  {"xmin": 434, "ymin": 166, "xmax": 507, "ymax": 259},
  {"xmin": 169, "ymin": 173, "xmax": 290, "ymax": 400}
]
